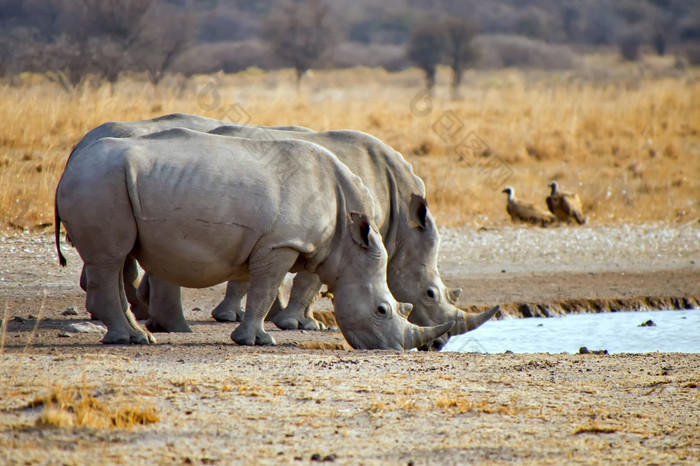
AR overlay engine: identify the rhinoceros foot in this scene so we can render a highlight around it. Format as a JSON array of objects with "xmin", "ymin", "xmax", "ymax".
[
  {"xmin": 102, "ymin": 328, "xmax": 152, "ymax": 345},
  {"xmin": 145, "ymin": 318, "xmax": 192, "ymax": 333},
  {"xmin": 231, "ymin": 325, "xmax": 276, "ymax": 346},
  {"xmin": 211, "ymin": 305, "xmax": 244, "ymax": 323},
  {"xmin": 272, "ymin": 312, "xmax": 324, "ymax": 331}
]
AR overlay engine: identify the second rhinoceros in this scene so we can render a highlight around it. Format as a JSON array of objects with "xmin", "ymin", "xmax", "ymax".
[
  {"xmin": 55, "ymin": 128, "xmax": 453, "ymax": 350},
  {"xmin": 200, "ymin": 126, "xmax": 498, "ymax": 349}
]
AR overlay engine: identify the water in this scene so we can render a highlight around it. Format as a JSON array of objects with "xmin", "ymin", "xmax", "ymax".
[{"xmin": 442, "ymin": 309, "xmax": 700, "ymax": 354}]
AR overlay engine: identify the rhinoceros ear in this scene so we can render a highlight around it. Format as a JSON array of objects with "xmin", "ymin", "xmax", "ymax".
[
  {"xmin": 349, "ymin": 212, "xmax": 372, "ymax": 249},
  {"xmin": 409, "ymin": 193, "xmax": 428, "ymax": 229}
]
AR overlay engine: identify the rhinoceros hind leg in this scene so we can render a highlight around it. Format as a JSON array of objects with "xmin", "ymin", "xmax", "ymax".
[
  {"xmin": 231, "ymin": 248, "xmax": 299, "ymax": 346},
  {"xmin": 145, "ymin": 274, "xmax": 192, "ymax": 332},
  {"xmin": 125, "ymin": 257, "xmax": 149, "ymax": 320},
  {"xmin": 272, "ymin": 272, "xmax": 322, "ymax": 330},
  {"xmin": 212, "ymin": 281, "xmax": 247, "ymax": 322},
  {"xmin": 85, "ymin": 263, "xmax": 152, "ymax": 345}
]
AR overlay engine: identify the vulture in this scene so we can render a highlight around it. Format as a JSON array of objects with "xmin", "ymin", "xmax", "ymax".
[
  {"xmin": 546, "ymin": 182, "xmax": 587, "ymax": 225},
  {"xmin": 502, "ymin": 186, "xmax": 556, "ymax": 227}
]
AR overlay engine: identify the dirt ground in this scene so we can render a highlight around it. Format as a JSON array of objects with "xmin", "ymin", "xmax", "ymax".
[{"xmin": 1, "ymin": 225, "xmax": 699, "ymax": 464}]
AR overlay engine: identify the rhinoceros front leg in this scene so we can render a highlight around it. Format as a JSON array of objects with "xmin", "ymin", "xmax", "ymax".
[
  {"xmin": 143, "ymin": 274, "xmax": 192, "ymax": 333},
  {"xmin": 85, "ymin": 262, "xmax": 153, "ymax": 345},
  {"xmin": 211, "ymin": 281, "xmax": 248, "ymax": 322},
  {"xmin": 231, "ymin": 248, "xmax": 299, "ymax": 346},
  {"xmin": 272, "ymin": 272, "xmax": 323, "ymax": 330}
]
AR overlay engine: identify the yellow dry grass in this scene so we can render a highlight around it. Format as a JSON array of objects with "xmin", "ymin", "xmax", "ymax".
[
  {"xmin": 32, "ymin": 384, "xmax": 159, "ymax": 429},
  {"xmin": 1, "ymin": 60, "xmax": 698, "ymax": 230}
]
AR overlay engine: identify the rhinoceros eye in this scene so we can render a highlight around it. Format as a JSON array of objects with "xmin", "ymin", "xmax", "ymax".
[
  {"xmin": 426, "ymin": 288, "xmax": 438, "ymax": 300},
  {"xmin": 376, "ymin": 305, "xmax": 389, "ymax": 316}
]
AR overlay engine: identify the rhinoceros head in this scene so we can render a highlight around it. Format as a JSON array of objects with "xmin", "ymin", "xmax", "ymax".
[
  {"xmin": 329, "ymin": 212, "xmax": 454, "ymax": 350},
  {"xmin": 386, "ymin": 194, "xmax": 498, "ymax": 350}
]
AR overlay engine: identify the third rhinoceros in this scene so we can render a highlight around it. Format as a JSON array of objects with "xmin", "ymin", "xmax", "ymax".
[{"xmin": 55, "ymin": 128, "xmax": 453, "ymax": 350}]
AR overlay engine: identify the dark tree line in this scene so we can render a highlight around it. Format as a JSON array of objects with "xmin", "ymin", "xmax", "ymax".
[{"xmin": 1, "ymin": 0, "xmax": 700, "ymax": 90}]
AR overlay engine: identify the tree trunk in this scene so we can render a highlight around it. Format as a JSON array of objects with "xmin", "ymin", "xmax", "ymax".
[
  {"xmin": 451, "ymin": 65, "xmax": 463, "ymax": 100},
  {"xmin": 425, "ymin": 67, "xmax": 436, "ymax": 92},
  {"xmin": 295, "ymin": 67, "xmax": 304, "ymax": 92}
]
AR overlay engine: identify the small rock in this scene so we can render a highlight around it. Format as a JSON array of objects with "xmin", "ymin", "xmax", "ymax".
[
  {"xmin": 62, "ymin": 307, "xmax": 78, "ymax": 316},
  {"xmin": 66, "ymin": 322, "xmax": 107, "ymax": 334},
  {"xmin": 580, "ymin": 346, "xmax": 607, "ymax": 355},
  {"xmin": 27, "ymin": 314, "xmax": 37, "ymax": 320},
  {"xmin": 134, "ymin": 352, "xmax": 144, "ymax": 358},
  {"xmin": 537, "ymin": 323, "xmax": 544, "ymax": 327},
  {"xmin": 13, "ymin": 316, "xmax": 27, "ymax": 323},
  {"xmin": 311, "ymin": 453, "xmax": 322, "ymax": 461},
  {"xmin": 192, "ymin": 307, "xmax": 202, "ymax": 312},
  {"xmin": 501, "ymin": 269, "xmax": 506, "ymax": 273},
  {"xmin": 322, "ymin": 454, "xmax": 336, "ymax": 462},
  {"xmin": 58, "ymin": 331, "xmax": 71, "ymax": 338},
  {"xmin": 639, "ymin": 319, "xmax": 656, "ymax": 327}
]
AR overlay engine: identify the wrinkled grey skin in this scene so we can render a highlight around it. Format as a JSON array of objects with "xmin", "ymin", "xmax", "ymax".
[
  {"xmin": 200, "ymin": 126, "xmax": 498, "ymax": 349},
  {"xmin": 55, "ymin": 129, "xmax": 453, "ymax": 349}
]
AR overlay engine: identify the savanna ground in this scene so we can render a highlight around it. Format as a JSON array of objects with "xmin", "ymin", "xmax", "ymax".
[{"xmin": 1, "ymin": 56, "xmax": 699, "ymax": 464}]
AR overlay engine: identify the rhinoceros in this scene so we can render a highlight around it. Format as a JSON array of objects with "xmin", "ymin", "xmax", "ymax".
[
  {"xmin": 198, "ymin": 126, "xmax": 499, "ymax": 349},
  {"xmin": 55, "ymin": 128, "xmax": 453, "ymax": 349},
  {"xmin": 66, "ymin": 113, "xmax": 313, "ymax": 320}
]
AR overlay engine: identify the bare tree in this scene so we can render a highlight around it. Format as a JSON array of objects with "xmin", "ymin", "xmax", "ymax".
[
  {"xmin": 59, "ymin": 0, "xmax": 157, "ymax": 83},
  {"xmin": 261, "ymin": 0, "xmax": 337, "ymax": 90},
  {"xmin": 130, "ymin": 2, "xmax": 198, "ymax": 84},
  {"xmin": 445, "ymin": 18, "xmax": 477, "ymax": 99},
  {"xmin": 407, "ymin": 22, "xmax": 447, "ymax": 92}
]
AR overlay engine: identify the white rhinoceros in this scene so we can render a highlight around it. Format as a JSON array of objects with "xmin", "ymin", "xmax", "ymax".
[
  {"xmin": 55, "ymin": 128, "xmax": 453, "ymax": 349},
  {"xmin": 197, "ymin": 126, "xmax": 498, "ymax": 349},
  {"xmin": 66, "ymin": 114, "xmax": 313, "ymax": 320}
]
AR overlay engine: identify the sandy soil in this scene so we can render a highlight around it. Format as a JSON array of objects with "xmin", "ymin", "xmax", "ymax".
[{"xmin": 1, "ymin": 224, "xmax": 699, "ymax": 464}]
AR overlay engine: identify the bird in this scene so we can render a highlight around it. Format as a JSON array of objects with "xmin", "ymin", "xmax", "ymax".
[
  {"xmin": 502, "ymin": 186, "xmax": 556, "ymax": 227},
  {"xmin": 546, "ymin": 181, "xmax": 587, "ymax": 225}
]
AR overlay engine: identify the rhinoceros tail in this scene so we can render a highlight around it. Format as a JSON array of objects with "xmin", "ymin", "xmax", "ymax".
[{"xmin": 54, "ymin": 191, "xmax": 67, "ymax": 267}]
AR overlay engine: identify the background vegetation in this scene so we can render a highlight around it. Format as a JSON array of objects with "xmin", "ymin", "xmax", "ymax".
[
  {"xmin": 2, "ymin": 0, "xmax": 700, "ymax": 83},
  {"xmin": 0, "ymin": 0, "xmax": 698, "ymax": 231}
]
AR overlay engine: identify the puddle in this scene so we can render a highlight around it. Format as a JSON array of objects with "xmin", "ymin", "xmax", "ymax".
[{"xmin": 442, "ymin": 309, "xmax": 700, "ymax": 354}]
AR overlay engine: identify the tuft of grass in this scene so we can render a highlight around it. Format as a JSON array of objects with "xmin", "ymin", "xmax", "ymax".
[
  {"xmin": 295, "ymin": 341, "xmax": 349, "ymax": 351},
  {"xmin": 436, "ymin": 392, "xmax": 523, "ymax": 416},
  {"xmin": 435, "ymin": 395, "xmax": 474, "ymax": 414},
  {"xmin": 573, "ymin": 423, "xmax": 620, "ymax": 435},
  {"xmin": 33, "ymin": 384, "xmax": 159, "ymax": 429}
]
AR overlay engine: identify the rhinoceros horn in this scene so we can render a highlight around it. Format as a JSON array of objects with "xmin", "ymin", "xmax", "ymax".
[
  {"xmin": 459, "ymin": 305, "xmax": 500, "ymax": 332},
  {"xmin": 397, "ymin": 303, "xmax": 413, "ymax": 319},
  {"xmin": 405, "ymin": 320, "xmax": 455, "ymax": 349}
]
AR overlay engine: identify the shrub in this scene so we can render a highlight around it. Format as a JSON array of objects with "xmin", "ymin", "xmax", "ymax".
[{"xmin": 475, "ymin": 35, "xmax": 580, "ymax": 70}]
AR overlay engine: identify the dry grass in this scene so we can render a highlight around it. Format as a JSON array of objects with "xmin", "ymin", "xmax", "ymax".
[
  {"xmin": 31, "ymin": 384, "xmax": 159, "ymax": 429},
  {"xmin": 1, "ymin": 60, "xmax": 698, "ymax": 230}
]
